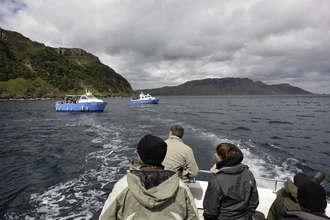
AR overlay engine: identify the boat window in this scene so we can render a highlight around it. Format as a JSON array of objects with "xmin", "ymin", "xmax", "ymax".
[{"xmin": 81, "ymin": 96, "xmax": 87, "ymax": 99}]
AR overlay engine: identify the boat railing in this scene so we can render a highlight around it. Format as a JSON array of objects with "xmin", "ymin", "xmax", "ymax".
[
  {"xmin": 196, "ymin": 169, "xmax": 285, "ymax": 193},
  {"xmin": 56, "ymin": 100, "xmax": 77, "ymax": 104}
]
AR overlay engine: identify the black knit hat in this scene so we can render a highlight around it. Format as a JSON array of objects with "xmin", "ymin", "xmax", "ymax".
[
  {"xmin": 297, "ymin": 181, "xmax": 327, "ymax": 212},
  {"xmin": 137, "ymin": 134, "xmax": 167, "ymax": 165}
]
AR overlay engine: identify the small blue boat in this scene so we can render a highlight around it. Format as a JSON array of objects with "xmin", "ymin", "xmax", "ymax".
[
  {"xmin": 130, "ymin": 92, "xmax": 159, "ymax": 104},
  {"xmin": 55, "ymin": 89, "xmax": 107, "ymax": 112}
]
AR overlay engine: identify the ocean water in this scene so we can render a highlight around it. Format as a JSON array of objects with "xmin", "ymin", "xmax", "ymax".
[{"xmin": 1, "ymin": 95, "xmax": 330, "ymax": 219}]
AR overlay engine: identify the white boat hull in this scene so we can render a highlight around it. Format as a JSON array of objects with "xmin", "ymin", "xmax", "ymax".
[
  {"xmin": 55, "ymin": 102, "xmax": 107, "ymax": 112},
  {"xmin": 130, "ymin": 98, "xmax": 159, "ymax": 104}
]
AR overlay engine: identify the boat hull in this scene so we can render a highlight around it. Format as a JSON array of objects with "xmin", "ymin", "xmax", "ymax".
[
  {"xmin": 55, "ymin": 102, "xmax": 107, "ymax": 112},
  {"xmin": 130, "ymin": 99, "xmax": 159, "ymax": 104}
]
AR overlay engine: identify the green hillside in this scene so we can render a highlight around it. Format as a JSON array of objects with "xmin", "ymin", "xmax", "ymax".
[
  {"xmin": 0, "ymin": 27, "xmax": 134, "ymax": 99},
  {"xmin": 137, "ymin": 78, "xmax": 312, "ymax": 96}
]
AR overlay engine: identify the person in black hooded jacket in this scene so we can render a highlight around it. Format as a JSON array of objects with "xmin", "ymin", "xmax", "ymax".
[{"xmin": 203, "ymin": 143, "xmax": 259, "ymax": 220}]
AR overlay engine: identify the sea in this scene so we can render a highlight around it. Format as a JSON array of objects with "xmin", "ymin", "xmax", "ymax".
[{"xmin": 1, "ymin": 95, "xmax": 330, "ymax": 219}]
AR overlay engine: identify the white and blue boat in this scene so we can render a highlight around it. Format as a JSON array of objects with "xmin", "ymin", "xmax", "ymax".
[
  {"xmin": 55, "ymin": 89, "xmax": 107, "ymax": 112},
  {"xmin": 130, "ymin": 92, "xmax": 159, "ymax": 105}
]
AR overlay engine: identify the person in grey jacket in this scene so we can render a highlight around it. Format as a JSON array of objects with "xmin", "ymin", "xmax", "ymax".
[
  {"xmin": 203, "ymin": 143, "xmax": 259, "ymax": 220},
  {"xmin": 162, "ymin": 125, "xmax": 199, "ymax": 183},
  {"xmin": 99, "ymin": 134, "xmax": 199, "ymax": 220}
]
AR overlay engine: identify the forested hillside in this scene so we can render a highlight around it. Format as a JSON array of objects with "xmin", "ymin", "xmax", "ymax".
[{"xmin": 0, "ymin": 28, "xmax": 134, "ymax": 99}]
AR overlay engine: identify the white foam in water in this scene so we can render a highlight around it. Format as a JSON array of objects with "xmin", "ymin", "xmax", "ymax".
[
  {"xmin": 24, "ymin": 152, "xmax": 129, "ymax": 219},
  {"xmin": 11, "ymin": 122, "xmax": 133, "ymax": 219},
  {"xmin": 235, "ymin": 140, "xmax": 300, "ymax": 189},
  {"xmin": 184, "ymin": 121, "xmax": 299, "ymax": 191}
]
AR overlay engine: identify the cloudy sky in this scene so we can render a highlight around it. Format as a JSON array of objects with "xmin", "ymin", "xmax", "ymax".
[{"xmin": 1, "ymin": 0, "xmax": 330, "ymax": 94}]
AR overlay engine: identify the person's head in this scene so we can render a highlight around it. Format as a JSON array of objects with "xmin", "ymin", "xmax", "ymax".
[
  {"xmin": 169, "ymin": 125, "xmax": 184, "ymax": 139},
  {"xmin": 215, "ymin": 143, "xmax": 242, "ymax": 162},
  {"xmin": 297, "ymin": 181, "xmax": 327, "ymax": 214},
  {"xmin": 137, "ymin": 134, "xmax": 167, "ymax": 166}
]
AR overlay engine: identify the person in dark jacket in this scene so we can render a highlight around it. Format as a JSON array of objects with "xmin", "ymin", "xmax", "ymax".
[
  {"xmin": 267, "ymin": 170, "xmax": 325, "ymax": 220},
  {"xmin": 203, "ymin": 143, "xmax": 259, "ymax": 220},
  {"xmin": 280, "ymin": 181, "xmax": 330, "ymax": 220}
]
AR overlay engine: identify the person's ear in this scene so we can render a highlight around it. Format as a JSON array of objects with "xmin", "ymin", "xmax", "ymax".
[{"xmin": 137, "ymin": 154, "xmax": 143, "ymax": 165}]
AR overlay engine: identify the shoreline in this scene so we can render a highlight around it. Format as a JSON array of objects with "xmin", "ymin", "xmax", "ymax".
[
  {"xmin": 0, "ymin": 96, "xmax": 127, "ymax": 101},
  {"xmin": 0, "ymin": 98, "xmax": 55, "ymax": 101}
]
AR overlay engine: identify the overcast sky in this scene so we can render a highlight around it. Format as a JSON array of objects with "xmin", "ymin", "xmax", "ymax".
[{"xmin": 1, "ymin": 0, "xmax": 330, "ymax": 94}]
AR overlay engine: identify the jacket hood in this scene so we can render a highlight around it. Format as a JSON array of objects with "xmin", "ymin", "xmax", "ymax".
[
  {"xmin": 283, "ymin": 180, "xmax": 299, "ymax": 202},
  {"xmin": 217, "ymin": 163, "xmax": 247, "ymax": 175},
  {"xmin": 216, "ymin": 153, "xmax": 243, "ymax": 169},
  {"xmin": 127, "ymin": 170, "xmax": 179, "ymax": 209}
]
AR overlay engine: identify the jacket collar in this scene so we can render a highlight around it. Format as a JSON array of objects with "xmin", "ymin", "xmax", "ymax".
[
  {"xmin": 168, "ymin": 135, "xmax": 183, "ymax": 142},
  {"xmin": 140, "ymin": 163, "xmax": 164, "ymax": 171}
]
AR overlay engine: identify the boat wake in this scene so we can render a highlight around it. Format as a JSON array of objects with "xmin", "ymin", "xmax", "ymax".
[
  {"xmin": 6, "ymin": 122, "xmax": 134, "ymax": 220},
  {"xmin": 3, "ymin": 113, "xmax": 309, "ymax": 219}
]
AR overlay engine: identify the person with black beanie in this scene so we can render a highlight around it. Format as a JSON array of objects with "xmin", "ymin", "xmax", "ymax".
[
  {"xmin": 267, "ymin": 170, "xmax": 325, "ymax": 220},
  {"xmin": 99, "ymin": 134, "xmax": 199, "ymax": 220},
  {"xmin": 280, "ymin": 181, "xmax": 330, "ymax": 219}
]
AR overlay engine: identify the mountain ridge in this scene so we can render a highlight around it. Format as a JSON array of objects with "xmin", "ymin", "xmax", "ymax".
[{"xmin": 136, "ymin": 77, "xmax": 312, "ymax": 96}]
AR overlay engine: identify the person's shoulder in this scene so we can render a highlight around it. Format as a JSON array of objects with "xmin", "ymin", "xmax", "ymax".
[
  {"xmin": 240, "ymin": 164, "xmax": 254, "ymax": 175},
  {"xmin": 166, "ymin": 136, "xmax": 191, "ymax": 148},
  {"xmin": 284, "ymin": 180, "xmax": 297, "ymax": 190},
  {"xmin": 208, "ymin": 172, "xmax": 227, "ymax": 183},
  {"xmin": 113, "ymin": 175, "xmax": 129, "ymax": 190}
]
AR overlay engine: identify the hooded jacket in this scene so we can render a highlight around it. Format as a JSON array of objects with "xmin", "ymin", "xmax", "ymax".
[
  {"xmin": 99, "ymin": 167, "xmax": 199, "ymax": 220},
  {"xmin": 203, "ymin": 154, "xmax": 259, "ymax": 220},
  {"xmin": 267, "ymin": 180, "xmax": 300, "ymax": 220}
]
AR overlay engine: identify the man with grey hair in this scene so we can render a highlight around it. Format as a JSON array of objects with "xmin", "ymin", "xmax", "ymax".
[{"xmin": 162, "ymin": 125, "xmax": 199, "ymax": 183}]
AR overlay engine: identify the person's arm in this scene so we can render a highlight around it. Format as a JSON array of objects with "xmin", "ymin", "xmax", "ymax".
[
  {"xmin": 100, "ymin": 196, "xmax": 123, "ymax": 220},
  {"xmin": 203, "ymin": 179, "xmax": 221, "ymax": 220},
  {"xmin": 210, "ymin": 163, "xmax": 218, "ymax": 176},
  {"xmin": 267, "ymin": 188, "xmax": 286, "ymax": 220},
  {"xmin": 179, "ymin": 179, "xmax": 200, "ymax": 220},
  {"xmin": 267, "ymin": 197, "xmax": 280, "ymax": 220},
  {"xmin": 185, "ymin": 148, "xmax": 199, "ymax": 178},
  {"xmin": 99, "ymin": 176, "xmax": 128, "ymax": 219},
  {"xmin": 248, "ymin": 176, "xmax": 259, "ymax": 217}
]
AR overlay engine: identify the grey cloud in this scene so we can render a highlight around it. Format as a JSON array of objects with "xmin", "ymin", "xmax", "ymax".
[{"xmin": 1, "ymin": 0, "xmax": 330, "ymax": 93}]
